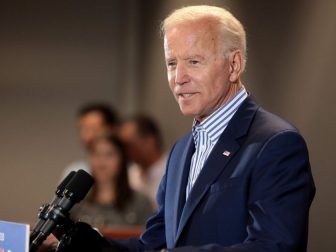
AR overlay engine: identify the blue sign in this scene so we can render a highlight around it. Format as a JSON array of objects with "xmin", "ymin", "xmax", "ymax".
[{"xmin": 0, "ymin": 220, "xmax": 29, "ymax": 252}]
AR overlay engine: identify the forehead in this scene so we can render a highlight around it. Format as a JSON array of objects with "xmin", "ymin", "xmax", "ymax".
[
  {"xmin": 120, "ymin": 121, "xmax": 137, "ymax": 136},
  {"xmin": 164, "ymin": 20, "xmax": 221, "ymax": 57},
  {"xmin": 92, "ymin": 139, "xmax": 114, "ymax": 152},
  {"xmin": 80, "ymin": 111, "xmax": 104, "ymax": 124}
]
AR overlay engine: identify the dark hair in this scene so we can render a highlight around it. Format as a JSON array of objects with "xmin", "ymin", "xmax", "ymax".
[
  {"xmin": 90, "ymin": 134, "xmax": 132, "ymax": 210},
  {"xmin": 128, "ymin": 114, "xmax": 163, "ymax": 149},
  {"xmin": 78, "ymin": 103, "xmax": 119, "ymax": 127}
]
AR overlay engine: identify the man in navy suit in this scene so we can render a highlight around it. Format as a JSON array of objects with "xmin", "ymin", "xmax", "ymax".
[
  {"xmin": 103, "ymin": 5, "xmax": 315, "ymax": 252},
  {"xmin": 55, "ymin": 5, "xmax": 315, "ymax": 252}
]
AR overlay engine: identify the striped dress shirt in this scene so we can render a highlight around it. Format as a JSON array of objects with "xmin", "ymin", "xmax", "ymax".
[{"xmin": 186, "ymin": 87, "xmax": 248, "ymax": 199}]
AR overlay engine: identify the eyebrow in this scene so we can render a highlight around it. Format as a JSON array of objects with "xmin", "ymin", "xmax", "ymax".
[
  {"xmin": 165, "ymin": 54, "xmax": 206, "ymax": 63},
  {"xmin": 165, "ymin": 58, "xmax": 176, "ymax": 63},
  {"xmin": 184, "ymin": 55, "xmax": 205, "ymax": 61}
]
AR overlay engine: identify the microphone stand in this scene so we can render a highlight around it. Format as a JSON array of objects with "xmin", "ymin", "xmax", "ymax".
[{"xmin": 30, "ymin": 207, "xmax": 72, "ymax": 252}]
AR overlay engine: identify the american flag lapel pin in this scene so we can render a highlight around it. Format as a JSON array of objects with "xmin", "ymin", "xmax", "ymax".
[{"xmin": 223, "ymin": 150, "xmax": 231, "ymax": 157}]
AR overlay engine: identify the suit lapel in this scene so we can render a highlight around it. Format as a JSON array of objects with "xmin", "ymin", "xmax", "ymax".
[
  {"xmin": 174, "ymin": 96, "xmax": 260, "ymax": 245},
  {"xmin": 169, "ymin": 134, "xmax": 194, "ymax": 243},
  {"xmin": 174, "ymin": 128, "xmax": 240, "ymax": 243}
]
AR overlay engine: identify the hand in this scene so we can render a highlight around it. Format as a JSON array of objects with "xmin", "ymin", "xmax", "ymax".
[
  {"xmin": 57, "ymin": 222, "xmax": 118, "ymax": 252},
  {"xmin": 36, "ymin": 234, "xmax": 59, "ymax": 252}
]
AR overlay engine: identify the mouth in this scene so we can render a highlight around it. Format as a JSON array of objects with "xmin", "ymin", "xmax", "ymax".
[{"xmin": 177, "ymin": 92, "xmax": 197, "ymax": 99}]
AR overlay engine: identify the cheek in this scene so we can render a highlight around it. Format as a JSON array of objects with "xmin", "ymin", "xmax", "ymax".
[
  {"xmin": 107, "ymin": 158, "xmax": 119, "ymax": 170},
  {"xmin": 90, "ymin": 157, "xmax": 100, "ymax": 170},
  {"xmin": 206, "ymin": 69, "xmax": 229, "ymax": 96},
  {"xmin": 106, "ymin": 155, "xmax": 122, "ymax": 175},
  {"xmin": 92, "ymin": 159, "xmax": 120, "ymax": 180},
  {"xmin": 167, "ymin": 72, "xmax": 175, "ymax": 91}
]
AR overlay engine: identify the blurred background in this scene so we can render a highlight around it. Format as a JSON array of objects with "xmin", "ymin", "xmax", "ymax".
[{"xmin": 0, "ymin": 0, "xmax": 335, "ymax": 251}]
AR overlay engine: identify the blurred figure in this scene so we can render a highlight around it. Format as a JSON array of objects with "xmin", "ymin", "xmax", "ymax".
[
  {"xmin": 119, "ymin": 115, "xmax": 167, "ymax": 208},
  {"xmin": 60, "ymin": 103, "xmax": 119, "ymax": 179},
  {"xmin": 71, "ymin": 134, "xmax": 153, "ymax": 227}
]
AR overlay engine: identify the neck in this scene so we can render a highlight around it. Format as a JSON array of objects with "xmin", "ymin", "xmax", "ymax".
[
  {"xmin": 197, "ymin": 81, "xmax": 242, "ymax": 122},
  {"xmin": 225, "ymin": 81, "xmax": 242, "ymax": 102},
  {"xmin": 94, "ymin": 181, "xmax": 116, "ymax": 204}
]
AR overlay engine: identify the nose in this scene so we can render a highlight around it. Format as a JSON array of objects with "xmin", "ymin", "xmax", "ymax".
[{"xmin": 175, "ymin": 63, "xmax": 189, "ymax": 85}]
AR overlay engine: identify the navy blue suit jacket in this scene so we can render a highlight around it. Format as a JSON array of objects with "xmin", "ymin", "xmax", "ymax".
[{"xmin": 107, "ymin": 97, "xmax": 315, "ymax": 251}]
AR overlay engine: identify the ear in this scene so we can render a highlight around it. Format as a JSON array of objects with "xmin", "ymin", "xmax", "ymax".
[{"xmin": 228, "ymin": 50, "xmax": 243, "ymax": 83}]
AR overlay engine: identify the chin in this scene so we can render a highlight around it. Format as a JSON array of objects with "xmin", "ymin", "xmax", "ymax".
[{"xmin": 179, "ymin": 107, "xmax": 198, "ymax": 117}]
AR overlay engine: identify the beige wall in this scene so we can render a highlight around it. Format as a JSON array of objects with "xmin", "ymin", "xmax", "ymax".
[
  {"xmin": 0, "ymin": 0, "xmax": 138, "ymax": 222},
  {"xmin": 0, "ymin": 1, "xmax": 335, "ymax": 251}
]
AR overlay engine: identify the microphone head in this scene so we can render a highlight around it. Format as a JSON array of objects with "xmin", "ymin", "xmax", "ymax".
[
  {"xmin": 55, "ymin": 171, "xmax": 77, "ymax": 196},
  {"xmin": 64, "ymin": 169, "xmax": 94, "ymax": 203}
]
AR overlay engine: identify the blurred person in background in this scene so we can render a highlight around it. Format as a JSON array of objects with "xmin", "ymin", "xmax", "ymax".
[
  {"xmin": 119, "ymin": 115, "xmax": 167, "ymax": 208},
  {"xmin": 71, "ymin": 134, "xmax": 153, "ymax": 227},
  {"xmin": 60, "ymin": 103, "xmax": 119, "ymax": 180}
]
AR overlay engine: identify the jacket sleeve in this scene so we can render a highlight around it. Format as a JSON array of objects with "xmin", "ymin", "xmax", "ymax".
[{"xmin": 168, "ymin": 131, "xmax": 315, "ymax": 252}]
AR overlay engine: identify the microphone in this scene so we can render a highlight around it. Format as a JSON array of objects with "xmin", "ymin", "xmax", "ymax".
[
  {"xmin": 30, "ymin": 169, "xmax": 94, "ymax": 252},
  {"xmin": 30, "ymin": 171, "xmax": 77, "ymax": 242}
]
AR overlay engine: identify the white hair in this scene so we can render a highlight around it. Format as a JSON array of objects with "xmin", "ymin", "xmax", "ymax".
[{"xmin": 162, "ymin": 5, "xmax": 247, "ymax": 71}]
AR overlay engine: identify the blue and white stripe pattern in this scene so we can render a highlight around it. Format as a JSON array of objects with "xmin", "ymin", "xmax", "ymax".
[{"xmin": 186, "ymin": 87, "xmax": 248, "ymax": 199}]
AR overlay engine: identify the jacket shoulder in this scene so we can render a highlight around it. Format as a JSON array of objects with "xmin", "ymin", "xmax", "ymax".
[{"xmin": 250, "ymin": 106, "xmax": 300, "ymax": 141}]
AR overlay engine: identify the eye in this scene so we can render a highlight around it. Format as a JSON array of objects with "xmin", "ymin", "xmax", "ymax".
[
  {"xmin": 167, "ymin": 61, "xmax": 176, "ymax": 69},
  {"xmin": 189, "ymin": 59, "xmax": 199, "ymax": 65}
]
